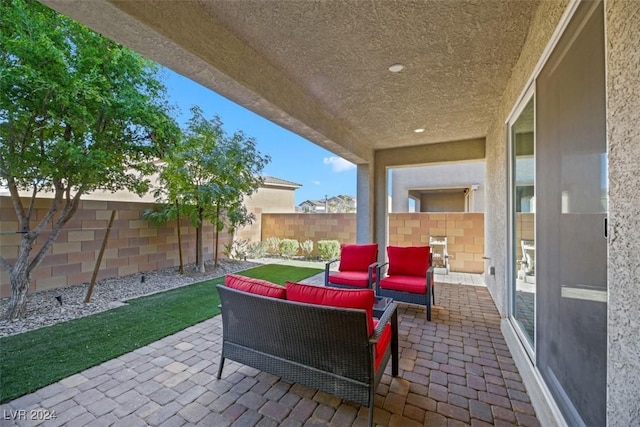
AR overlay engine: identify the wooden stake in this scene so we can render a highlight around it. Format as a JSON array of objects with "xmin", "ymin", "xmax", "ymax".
[{"xmin": 85, "ymin": 210, "xmax": 116, "ymax": 303}]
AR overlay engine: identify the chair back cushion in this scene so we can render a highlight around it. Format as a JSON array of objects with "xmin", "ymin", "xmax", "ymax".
[
  {"xmin": 225, "ymin": 274, "xmax": 286, "ymax": 299},
  {"xmin": 286, "ymin": 282, "xmax": 375, "ymax": 334},
  {"xmin": 387, "ymin": 246, "xmax": 431, "ymax": 277},
  {"xmin": 338, "ymin": 244, "xmax": 378, "ymax": 272}
]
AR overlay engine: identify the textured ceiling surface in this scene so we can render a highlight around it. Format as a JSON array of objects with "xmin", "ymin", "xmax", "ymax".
[
  {"xmin": 41, "ymin": 0, "xmax": 539, "ymax": 162},
  {"xmin": 201, "ymin": 0, "xmax": 539, "ymax": 149}
]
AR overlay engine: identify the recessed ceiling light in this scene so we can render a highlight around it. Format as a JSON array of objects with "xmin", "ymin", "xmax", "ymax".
[
  {"xmin": 388, "ymin": 63, "xmax": 404, "ymax": 73},
  {"xmin": 414, "ymin": 128, "xmax": 425, "ymax": 133}
]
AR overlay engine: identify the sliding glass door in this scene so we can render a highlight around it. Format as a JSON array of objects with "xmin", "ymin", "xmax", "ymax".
[{"xmin": 509, "ymin": 96, "xmax": 536, "ymax": 352}]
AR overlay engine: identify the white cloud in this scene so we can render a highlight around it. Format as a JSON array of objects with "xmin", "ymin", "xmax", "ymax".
[
  {"xmin": 323, "ymin": 156, "xmax": 355, "ymax": 172},
  {"xmin": 312, "ymin": 180, "xmax": 321, "ymax": 185}
]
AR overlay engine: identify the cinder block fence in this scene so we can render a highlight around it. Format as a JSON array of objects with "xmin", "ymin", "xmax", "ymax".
[{"xmin": 0, "ymin": 196, "xmax": 230, "ymax": 297}]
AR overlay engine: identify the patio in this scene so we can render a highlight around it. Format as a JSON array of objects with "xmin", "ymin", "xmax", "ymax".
[{"xmin": 2, "ymin": 272, "xmax": 539, "ymax": 427}]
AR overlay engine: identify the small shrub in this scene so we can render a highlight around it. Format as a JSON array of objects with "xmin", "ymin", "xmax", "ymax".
[
  {"xmin": 278, "ymin": 239, "xmax": 300, "ymax": 258},
  {"xmin": 247, "ymin": 241, "xmax": 266, "ymax": 259},
  {"xmin": 317, "ymin": 240, "xmax": 340, "ymax": 261},
  {"xmin": 224, "ymin": 239, "xmax": 250, "ymax": 260},
  {"xmin": 300, "ymin": 239, "xmax": 314, "ymax": 259},
  {"xmin": 222, "ymin": 241, "xmax": 234, "ymax": 259},
  {"xmin": 264, "ymin": 237, "xmax": 281, "ymax": 256}
]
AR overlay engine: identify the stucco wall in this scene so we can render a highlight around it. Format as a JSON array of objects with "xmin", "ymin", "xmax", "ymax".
[
  {"xmin": 236, "ymin": 186, "xmax": 298, "ymax": 243},
  {"xmin": 419, "ymin": 192, "xmax": 465, "ymax": 213},
  {"xmin": 0, "ymin": 196, "xmax": 229, "ymax": 297},
  {"xmin": 391, "ymin": 161, "xmax": 485, "ymax": 212},
  {"xmin": 605, "ymin": 0, "xmax": 640, "ymax": 423},
  {"xmin": 484, "ymin": 0, "xmax": 570, "ymax": 316}
]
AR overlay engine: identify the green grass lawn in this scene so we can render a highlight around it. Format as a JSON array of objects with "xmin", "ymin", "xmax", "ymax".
[{"xmin": 0, "ymin": 264, "xmax": 322, "ymax": 403}]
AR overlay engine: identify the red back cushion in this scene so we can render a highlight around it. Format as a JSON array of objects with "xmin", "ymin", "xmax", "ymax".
[
  {"xmin": 338, "ymin": 244, "xmax": 378, "ymax": 272},
  {"xmin": 225, "ymin": 274, "xmax": 286, "ymax": 299},
  {"xmin": 387, "ymin": 246, "xmax": 431, "ymax": 277},
  {"xmin": 286, "ymin": 282, "xmax": 375, "ymax": 335}
]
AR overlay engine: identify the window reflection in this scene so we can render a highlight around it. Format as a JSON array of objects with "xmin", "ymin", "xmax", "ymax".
[{"xmin": 512, "ymin": 98, "xmax": 535, "ymax": 347}]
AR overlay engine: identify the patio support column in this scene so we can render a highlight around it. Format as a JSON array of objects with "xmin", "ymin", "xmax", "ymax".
[
  {"xmin": 356, "ymin": 163, "xmax": 374, "ymax": 244},
  {"xmin": 605, "ymin": 0, "xmax": 640, "ymax": 424}
]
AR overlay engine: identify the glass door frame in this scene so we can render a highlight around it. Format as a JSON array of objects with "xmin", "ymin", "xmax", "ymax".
[{"xmin": 507, "ymin": 85, "xmax": 536, "ymax": 362}]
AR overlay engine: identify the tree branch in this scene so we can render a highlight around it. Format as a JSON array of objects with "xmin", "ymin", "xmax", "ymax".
[
  {"xmin": 5, "ymin": 176, "xmax": 28, "ymax": 231},
  {"xmin": 27, "ymin": 186, "xmax": 82, "ymax": 273},
  {"xmin": 26, "ymin": 179, "xmax": 64, "ymax": 240}
]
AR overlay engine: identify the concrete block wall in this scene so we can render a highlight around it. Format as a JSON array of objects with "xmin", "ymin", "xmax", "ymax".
[
  {"xmin": 261, "ymin": 213, "xmax": 357, "ymax": 256},
  {"xmin": 0, "ymin": 196, "xmax": 230, "ymax": 297},
  {"xmin": 262, "ymin": 212, "xmax": 485, "ymax": 273},
  {"xmin": 388, "ymin": 213, "xmax": 485, "ymax": 273}
]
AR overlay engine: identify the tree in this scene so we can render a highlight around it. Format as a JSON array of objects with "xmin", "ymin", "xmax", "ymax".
[
  {"xmin": 0, "ymin": 0, "xmax": 179, "ymax": 319},
  {"xmin": 153, "ymin": 106, "xmax": 270, "ymax": 272}
]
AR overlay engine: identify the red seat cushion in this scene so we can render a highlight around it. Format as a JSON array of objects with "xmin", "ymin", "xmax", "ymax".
[
  {"xmin": 225, "ymin": 274, "xmax": 286, "ymax": 299},
  {"xmin": 387, "ymin": 246, "xmax": 430, "ymax": 277},
  {"xmin": 286, "ymin": 282, "xmax": 375, "ymax": 334},
  {"xmin": 379, "ymin": 275, "xmax": 427, "ymax": 294},
  {"xmin": 328, "ymin": 271, "xmax": 376, "ymax": 288},
  {"xmin": 338, "ymin": 244, "xmax": 378, "ymax": 272},
  {"xmin": 373, "ymin": 319, "xmax": 392, "ymax": 371}
]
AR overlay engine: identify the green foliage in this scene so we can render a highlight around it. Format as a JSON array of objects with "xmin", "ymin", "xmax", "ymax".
[
  {"xmin": 0, "ymin": 0, "xmax": 179, "ymax": 197},
  {"xmin": 0, "ymin": 0, "xmax": 180, "ymax": 319},
  {"xmin": 247, "ymin": 241, "xmax": 266, "ymax": 259},
  {"xmin": 0, "ymin": 264, "xmax": 322, "ymax": 402},
  {"xmin": 317, "ymin": 240, "xmax": 341, "ymax": 261},
  {"xmin": 300, "ymin": 239, "xmax": 314, "ymax": 259},
  {"xmin": 264, "ymin": 237, "xmax": 281, "ymax": 256},
  {"xmin": 152, "ymin": 106, "xmax": 270, "ymax": 270},
  {"xmin": 155, "ymin": 106, "xmax": 270, "ymax": 230},
  {"xmin": 278, "ymin": 239, "xmax": 300, "ymax": 258}
]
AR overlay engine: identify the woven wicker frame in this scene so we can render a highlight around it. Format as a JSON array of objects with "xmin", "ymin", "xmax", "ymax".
[
  {"xmin": 376, "ymin": 262, "xmax": 436, "ymax": 321},
  {"xmin": 216, "ymin": 285, "xmax": 398, "ymax": 427}
]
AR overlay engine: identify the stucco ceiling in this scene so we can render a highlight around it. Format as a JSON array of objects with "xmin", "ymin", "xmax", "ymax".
[{"xmin": 41, "ymin": 0, "xmax": 539, "ymax": 164}]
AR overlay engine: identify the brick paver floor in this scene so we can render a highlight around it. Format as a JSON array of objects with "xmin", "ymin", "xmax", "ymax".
[{"xmin": 1, "ymin": 274, "xmax": 540, "ymax": 426}]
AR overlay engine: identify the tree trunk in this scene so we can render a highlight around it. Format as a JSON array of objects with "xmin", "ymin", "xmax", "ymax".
[
  {"xmin": 175, "ymin": 200, "xmax": 184, "ymax": 274},
  {"xmin": 3, "ymin": 255, "xmax": 31, "ymax": 320},
  {"xmin": 214, "ymin": 204, "xmax": 220, "ymax": 268},
  {"xmin": 197, "ymin": 207, "xmax": 205, "ymax": 273}
]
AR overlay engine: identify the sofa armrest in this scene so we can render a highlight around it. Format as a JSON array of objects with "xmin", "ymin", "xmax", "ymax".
[
  {"xmin": 375, "ymin": 262, "xmax": 389, "ymax": 292},
  {"xmin": 324, "ymin": 258, "xmax": 340, "ymax": 285},
  {"xmin": 367, "ymin": 262, "xmax": 380, "ymax": 288},
  {"xmin": 371, "ymin": 301, "xmax": 397, "ymax": 343}
]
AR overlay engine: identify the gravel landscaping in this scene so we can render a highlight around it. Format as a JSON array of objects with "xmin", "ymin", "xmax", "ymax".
[{"xmin": 0, "ymin": 259, "xmax": 261, "ymax": 337}]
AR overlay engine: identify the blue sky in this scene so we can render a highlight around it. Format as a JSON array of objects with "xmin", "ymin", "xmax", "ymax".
[{"xmin": 161, "ymin": 68, "xmax": 356, "ymax": 205}]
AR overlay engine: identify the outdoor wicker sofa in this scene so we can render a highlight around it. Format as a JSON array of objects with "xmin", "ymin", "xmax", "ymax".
[{"xmin": 216, "ymin": 274, "xmax": 398, "ymax": 427}]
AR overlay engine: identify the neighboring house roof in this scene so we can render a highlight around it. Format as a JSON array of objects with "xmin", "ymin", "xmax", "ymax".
[
  {"xmin": 261, "ymin": 176, "xmax": 302, "ymax": 189},
  {"xmin": 299, "ymin": 199, "xmax": 325, "ymax": 207}
]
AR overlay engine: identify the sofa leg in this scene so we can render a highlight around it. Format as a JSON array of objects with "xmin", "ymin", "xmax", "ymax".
[
  {"xmin": 368, "ymin": 403, "xmax": 374, "ymax": 427},
  {"xmin": 426, "ymin": 300, "xmax": 432, "ymax": 322},
  {"xmin": 216, "ymin": 357, "xmax": 225, "ymax": 379}
]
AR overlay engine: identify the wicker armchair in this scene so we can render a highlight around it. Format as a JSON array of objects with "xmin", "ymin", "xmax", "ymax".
[
  {"xmin": 376, "ymin": 245, "xmax": 436, "ymax": 320},
  {"xmin": 324, "ymin": 243, "xmax": 379, "ymax": 289}
]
